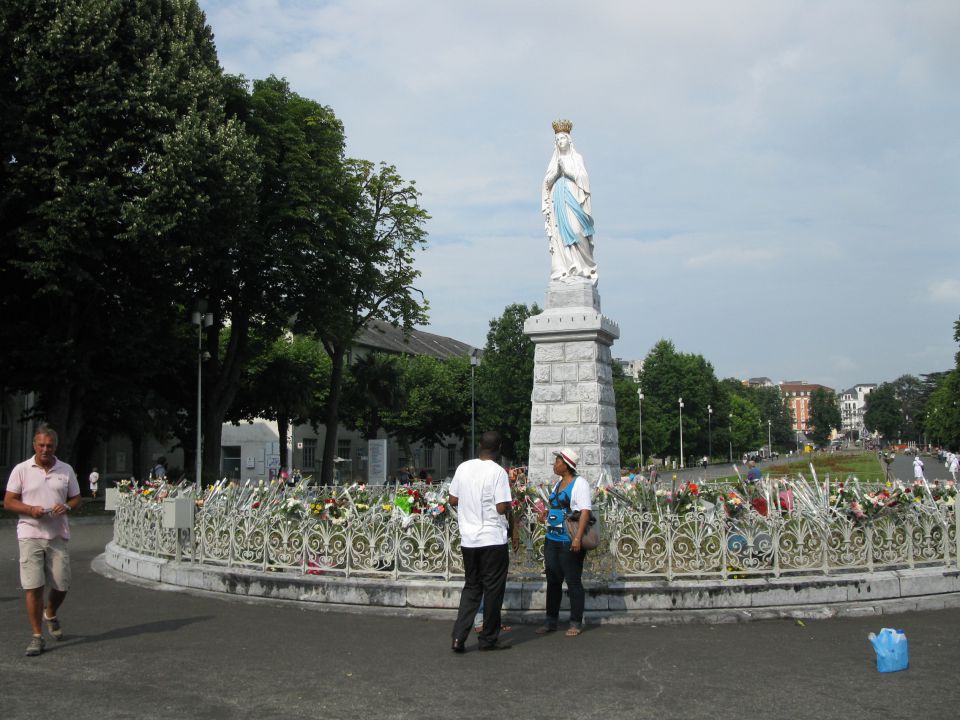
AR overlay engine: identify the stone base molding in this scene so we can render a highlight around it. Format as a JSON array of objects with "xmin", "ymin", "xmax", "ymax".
[{"xmin": 100, "ymin": 542, "xmax": 960, "ymax": 624}]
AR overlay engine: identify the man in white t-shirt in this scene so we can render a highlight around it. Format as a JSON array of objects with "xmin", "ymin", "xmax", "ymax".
[
  {"xmin": 88, "ymin": 468, "xmax": 100, "ymax": 498},
  {"xmin": 448, "ymin": 431, "xmax": 517, "ymax": 653}
]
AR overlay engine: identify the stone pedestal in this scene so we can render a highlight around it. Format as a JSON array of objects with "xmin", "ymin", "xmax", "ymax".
[{"xmin": 523, "ymin": 278, "xmax": 620, "ymax": 486}]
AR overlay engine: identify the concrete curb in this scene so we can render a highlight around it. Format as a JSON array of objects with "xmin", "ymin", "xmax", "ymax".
[{"xmin": 98, "ymin": 541, "xmax": 960, "ymax": 624}]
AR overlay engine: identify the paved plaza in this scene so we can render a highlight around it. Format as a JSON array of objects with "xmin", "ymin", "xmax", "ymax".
[{"xmin": 1, "ymin": 520, "xmax": 958, "ymax": 719}]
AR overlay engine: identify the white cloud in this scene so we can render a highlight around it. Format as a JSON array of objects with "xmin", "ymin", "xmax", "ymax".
[
  {"xmin": 199, "ymin": 0, "xmax": 960, "ymax": 386},
  {"xmin": 927, "ymin": 279, "xmax": 960, "ymax": 303}
]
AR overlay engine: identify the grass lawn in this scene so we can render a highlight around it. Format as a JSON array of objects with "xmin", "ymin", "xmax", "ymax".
[{"xmin": 711, "ymin": 451, "xmax": 887, "ymax": 484}]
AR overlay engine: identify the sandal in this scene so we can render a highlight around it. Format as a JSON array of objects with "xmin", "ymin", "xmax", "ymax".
[
  {"xmin": 535, "ymin": 624, "xmax": 558, "ymax": 635},
  {"xmin": 565, "ymin": 626, "xmax": 583, "ymax": 637}
]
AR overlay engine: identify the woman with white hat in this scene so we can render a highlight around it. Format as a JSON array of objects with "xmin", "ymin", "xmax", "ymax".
[{"xmin": 536, "ymin": 448, "xmax": 593, "ymax": 637}]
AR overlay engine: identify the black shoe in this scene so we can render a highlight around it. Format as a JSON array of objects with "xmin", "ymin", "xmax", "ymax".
[
  {"xmin": 478, "ymin": 638, "xmax": 512, "ymax": 651},
  {"xmin": 451, "ymin": 638, "xmax": 466, "ymax": 654}
]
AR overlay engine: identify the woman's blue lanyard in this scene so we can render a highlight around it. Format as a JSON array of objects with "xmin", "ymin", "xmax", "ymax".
[{"xmin": 546, "ymin": 479, "xmax": 574, "ymax": 541}]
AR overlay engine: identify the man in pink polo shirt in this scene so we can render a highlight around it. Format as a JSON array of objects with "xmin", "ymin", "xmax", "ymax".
[{"xmin": 3, "ymin": 425, "xmax": 81, "ymax": 656}]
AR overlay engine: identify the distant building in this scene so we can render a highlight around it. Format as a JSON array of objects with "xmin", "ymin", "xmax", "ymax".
[
  {"xmin": 747, "ymin": 377, "xmax": 774, "ymax": 388},
  {"xmin": 839, "ymin": 383, "xmax": 876, "ymax": 439},
  {"xmin": 3, "ymin": 322, "xmax": 479, "ymax": 489},
  {"xmin": 615, "ymin": 358, "xmax": 643, "ymax": 381},
  {"xmin": 779, "ymin": 381, "xmax": 834, "ymax": 433}
]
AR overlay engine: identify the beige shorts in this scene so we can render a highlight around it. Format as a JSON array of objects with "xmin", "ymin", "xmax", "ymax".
[{"xmin": 18, "ymin": 537, "xmax": 71, "ymax": 591}]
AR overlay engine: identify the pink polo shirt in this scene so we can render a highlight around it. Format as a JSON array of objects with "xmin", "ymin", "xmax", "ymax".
[{"xmin": 6, "ymin": 456, "xmax": 80, "ymax": 540}]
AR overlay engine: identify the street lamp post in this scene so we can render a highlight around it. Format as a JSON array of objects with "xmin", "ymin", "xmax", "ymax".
[
  {"xmin": 470, "ymin": 352, "xmax": 480, "ymax": 459},
  {"xmin": 678, "ymin": 397, "xmax": 684, "ymax": 469},
  {"xmin": 707, "ymin": 404, "xmax": 713, "ymax": 462},
  {"xmin": 637, "ymin": 388, "xmax": 644, "ymax": 468},
  {"xmin": 767, "ymin": 419, "xmax": 772, "ymax": 459},
  {"xmin": 191, "ymin": 304, "xmax": 213, "ymax": 492},
  {"xmin": 728, "ymin": 413, "xmax": 733, "ymax": 463}
]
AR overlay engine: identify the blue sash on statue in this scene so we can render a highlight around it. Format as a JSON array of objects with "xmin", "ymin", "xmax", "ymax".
[{"xmin": 552, "ymin": 177, "xmax": 594, "ymax": 247}]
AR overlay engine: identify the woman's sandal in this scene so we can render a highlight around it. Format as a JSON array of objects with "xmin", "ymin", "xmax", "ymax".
[
  {"xmin": 535, "ymin": 624, "xmax": 558, "ymax": 635},
  {"xmin": 565, "ymin": 626, "xmax": 583, "ymax": 637}
]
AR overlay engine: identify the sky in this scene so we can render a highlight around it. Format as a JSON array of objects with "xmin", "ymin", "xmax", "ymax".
[{"xmin": 199, "ymin": 0, "xmax": 959, "ymax": 391}]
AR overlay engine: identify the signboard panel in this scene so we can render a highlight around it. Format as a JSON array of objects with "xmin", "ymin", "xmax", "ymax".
[{"xmin": 368, "ymin": 439, "xmax": 387, "ymax": 485}]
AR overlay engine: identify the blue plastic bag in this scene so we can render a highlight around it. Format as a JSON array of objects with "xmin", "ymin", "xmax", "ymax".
[{"xmin": 868, "ymin": 628, "xmax": 909, "ymax": 673}]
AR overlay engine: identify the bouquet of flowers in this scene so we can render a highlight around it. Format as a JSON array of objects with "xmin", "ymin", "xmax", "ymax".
[
  {"xmin": 276, "ymin": 496, "xmax": 305, "ymax": 520},
  {"xmin": 310, "ymin": 495, "xmax": 345, "ymax": 524}
]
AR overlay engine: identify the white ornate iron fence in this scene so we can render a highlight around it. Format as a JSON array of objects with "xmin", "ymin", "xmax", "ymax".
[{"xmin": 109, "ymin": 478, "xmax": 959, "ymax": 581}]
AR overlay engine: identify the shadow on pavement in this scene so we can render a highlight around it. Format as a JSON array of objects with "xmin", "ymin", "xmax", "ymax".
[{"xmin": 62, "ymin": 615, "xmax": 214, "ymax": 647}]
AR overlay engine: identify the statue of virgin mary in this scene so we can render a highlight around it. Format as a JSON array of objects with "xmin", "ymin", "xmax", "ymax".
[{"xmin": 542, "ymin": 119, "xmax": 597, "ymax": 284}]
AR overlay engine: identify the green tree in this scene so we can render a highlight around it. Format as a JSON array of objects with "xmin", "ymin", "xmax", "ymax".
[
  {"xmin": 185, "ymin": 75, "xmax": 349, "ymax": 481},
  {"xmin": 229, "ymin": 334, "xmax": 331, "ymax": 468},
  {"xmin": 476, "ymin": 303, "xmax": 539, "ymax": 464},
  {"xmin": 723, "ymin": 382, "xmax": 793, "ymax": 454},
  {"xmin": 890, "ymin": 374, "xmax": 925, "ymax": 445},
  {"xmin": 382, "ymin": 355, "xmax": 470, "ymax": 455},
  {"xmin": 638, "ymin": 339, "xmax": 722, "ymax": 463},
  {"xmin": 923, "ymin": 316, "xmax": 960, "ymax": 449},
  {"xmin": 344, "ymin": 352, "xmax": 403, "ymax": 441},
  {"xmin": 298, "ymin": 161, "xmax": 430, "ymax": 484},
  {"xmin": 612, "ymin": 364, "xmax": 642, "ymax": 466},
  {"xmin": 809, "ymin": 387, "xmax": 842, "ymax": 446},
  {"xmin": 0, "ymin": 0, "xmax": 243, "ymax": 464},
  {"xmin": 728, "ymin": 394, "xmax": 763, "ymax": 461},
  {"xmin": 864, "ymin": 382, "xmax": 902, "ymax": 443}
]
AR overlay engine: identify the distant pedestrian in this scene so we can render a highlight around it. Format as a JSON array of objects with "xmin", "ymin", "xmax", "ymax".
[
  {"xmin": 947, "ymin": 453, "xmax": 958, "ymax": 482},
  {"xmin": 152, "ymin": 457, "xmax": 167, "ymax": 480},
  {"xmin": 913, "ymin": 455, "xmax": 925, "ymax": 481},
  {"xmin": 448, "ymin": 431, "xmax": 517, "ymax": 653},
  {"xmin": 746, "ymin": 460, "xmax": 761, "ymax": 484},
  {"xmin": 89, "ymin": 467, "xmax": 99, "ymax": 498},
  {"xmin": 3, "ymin": 426, "xmax": 81, "ymax": 657}
]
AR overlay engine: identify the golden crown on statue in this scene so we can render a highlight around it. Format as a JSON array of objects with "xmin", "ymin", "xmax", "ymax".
[{"xmin": 551, "ymin": 118, "xmax": 573, "ymax": 134}]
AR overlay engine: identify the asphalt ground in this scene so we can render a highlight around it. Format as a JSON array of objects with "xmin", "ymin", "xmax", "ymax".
[{"xmin": 1, "ymin": 521, "xmax": 959, "ymax": 720}]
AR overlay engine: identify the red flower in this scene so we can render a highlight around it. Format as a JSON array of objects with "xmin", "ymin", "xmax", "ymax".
[{"xmin": 689, "ymin": 483, "xmax": 699, "ymax": 496}]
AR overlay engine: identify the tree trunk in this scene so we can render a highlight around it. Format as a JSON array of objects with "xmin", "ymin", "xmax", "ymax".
[
  {"xmin": 128, "ymin": 430, "xmax": 143, "ymax": 481},
  {"xmin": 199, "ymin": 309, "xmax": 252, "ymax": 483},
  {"xmin": 278, "ymin": 413, "xmax": 289, "ymax": 470},
  {"xmin": 320, "ymin": 344, "xmax": 347, "ymax": 485},
  {"xmin": 43, "ymin": 384, "xmax": 85, "ymax": 466},
  {"xmin": 73, "ymin": 428, "xmax": 96, "ymax": 494}
]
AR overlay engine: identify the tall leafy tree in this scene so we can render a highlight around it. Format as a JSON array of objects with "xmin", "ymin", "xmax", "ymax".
[
  {"xmin": 298, "ymin": 161, "xmax": 430, "ymax": 484},
  {"xmin": 638, "ymin": 339, "xmax": 722, "ymax": 462},
  {"xmin": 175, "ymin": 75, "xmax": 350, "ymax": 481},
  {"xmin": 612, "ymin": 364, "xmax": 642, "ymax": 466},
  {"xmin": 921, "ymin": 316, "xmax": 960, "ymax": 449},
  {"xmin": 727, "ymin": 393, "xmax": 762, "ymax": 461},
  {"xmin": 476, "ymin": 303, "xmax": 539, "ymax": 464},
  {"xmin": 890, "ymin": 374, "xmax": 925, "ymax": 444},
  {"xmin": 809, "ymin": 387, "xmax": 842, "ymax": 446},
  {"xmin": 864, "ymin": 382, "xmax": 902, "ymax": 443},
  {"xmin": 0, "ymin": 0, "xmax": 243, "ymax": 463}
]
